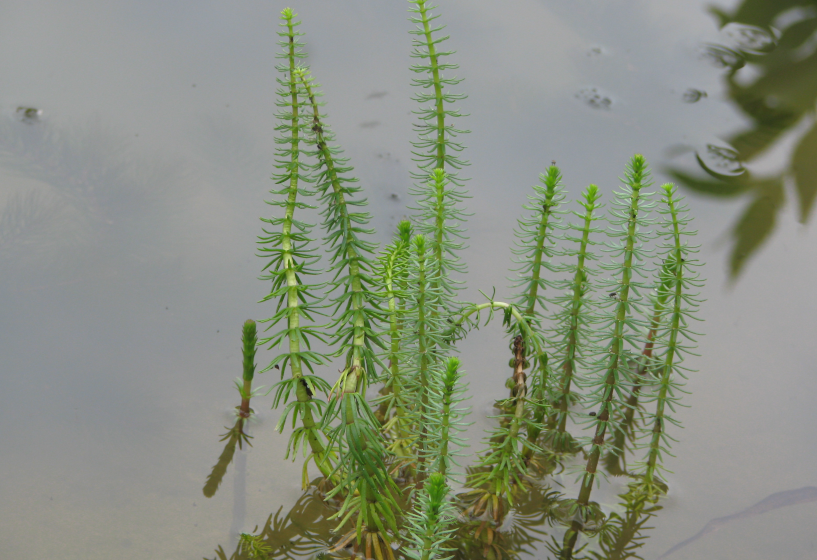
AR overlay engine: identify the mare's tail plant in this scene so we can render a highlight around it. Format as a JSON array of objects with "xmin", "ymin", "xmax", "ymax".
[
  {"xmin": 206, "ymin": 4, "xmax": 707, "ymax": 560},
  {"xmin": 401, "ymin": 233, "xmax": 452, "ymax": 477},
  {"xmin": 373, "ymin": 221, "xmax": 415, "ymax": 461},
  {"xmin": 549, "ymin": 185, "xmax": 603, "ymax": 454},
  {"xmin": 237, "ymin": 319, "xmax": 259, "ymax": 422},
  {"xmin": 561, "ymin": 155, "xmax": 656, "ymax": 559},
  {"xmin": 408, "ymin": 0, "xmax": 470, "ymax": 184},
  {"xmin": 405, "ymin": 473, "xmax": 458, "ymax": 560},
  {"xmin": 398, "ymin": 0, "xmax": 472, "ymax": 485},
  {"xmin": 258, "ymin": 9, "xmax": 332, "ymax": 483},
  {"xmin": 408, "ymin": 0, "xmax": 471, "ymax": 328},
  {"xmin": 506, "ymin": 165, "xmax": 566, "ymax": 460},
  {"xmin": 454, "ymin": 299, "xmax": 549, "ymax": 556},
  {"xmin": 203, "ymin": 320, "xmax": 261, "ymax": 499},
  {"xmin": 604, "ymin": 254, "xmax": 676, "ymax": 475},
  {"xmin": 405, "ymin": 357, "xmax": 468, "ymax": 559},
  {"xmin": 294, "ymin": 19, "xmax": 403, "ymax": 557},
  {"xmin": 631, "ymin": 184, "xmax": 703, "ymax": 499}
]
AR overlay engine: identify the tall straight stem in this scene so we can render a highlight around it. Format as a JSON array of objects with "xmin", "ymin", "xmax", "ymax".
[
  {"xmin": 415, "ymin": 0, "xmax": 446, "ymax": 172},
  {"xmin": 276, "ymin": 23, "xmax": 329, "ymax": 477},
  {"xmin": 577, "ymin": 183, "xmax": 643, "ymax": 506}
]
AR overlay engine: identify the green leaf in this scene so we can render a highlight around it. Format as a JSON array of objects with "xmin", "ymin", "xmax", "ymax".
[
  {"xmin": 730, "ymin": 180, "xmax": 784, "ymax": 278},
  {"xmin": 792, "ymin": 122, "xmax": 817, "ymax": 223}
]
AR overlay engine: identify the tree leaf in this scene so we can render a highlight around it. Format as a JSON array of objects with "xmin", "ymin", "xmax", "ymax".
[
  {"xmin": 792, "ymin": 122, "xmax": 817, "ymax": 223},
  {"xmin": 730, "ymin": 180, "xmax": 784, "ymax": 278}
]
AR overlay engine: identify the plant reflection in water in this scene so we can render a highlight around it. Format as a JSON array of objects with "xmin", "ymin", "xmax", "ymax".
[{"xmin": 668, "ymin": 0, "xmax": 817, "ymax": 279}]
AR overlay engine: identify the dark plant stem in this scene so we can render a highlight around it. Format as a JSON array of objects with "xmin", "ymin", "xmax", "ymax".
[
  {"xmin": 415, "ymin": 237, "xmax": 431, "ymax": 480},
  {"xmin": 605, "ymin": 258, "xmax": 673, "ymax": 473},
  {"xmin": 562, "ymin": 159, "xmax": 647, "ymax": 560}
]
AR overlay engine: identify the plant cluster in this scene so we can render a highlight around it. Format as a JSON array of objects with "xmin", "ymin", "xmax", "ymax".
[{"xmin": 205, "ymin": 2, "xmax": 704, "ymax": 559}]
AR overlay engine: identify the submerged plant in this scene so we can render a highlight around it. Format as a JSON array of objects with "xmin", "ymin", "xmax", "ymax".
[{"xmin": 205, "ymin": 3, "xmax": 705, "ymax": 560}]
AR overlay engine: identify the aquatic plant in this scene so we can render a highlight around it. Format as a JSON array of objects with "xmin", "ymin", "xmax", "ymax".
[
  {"xmin": 205, "ymin": 3, "xmax": 705, "ymax": 559},
  {"xmin": 202, "ymin": 320, "xmax": 260, "ymax": 499}
]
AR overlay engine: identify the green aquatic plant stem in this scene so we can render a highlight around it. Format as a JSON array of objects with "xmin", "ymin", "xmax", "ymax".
[
  {"xmin": 419, "ymin": 1, "xmax": 445, "ymax": 174},
  {"xmin": 630, "ymin": 183, "xmax": 702, "ymax": 499},
  {"xmin": 555, "ymin": 185, "xmax": 602, "ymax": 436},
  {"xmin": 508, "ymin": 167, "xmax": 564, "ymax": 461},
  {"xmin": 577, "ymin": 157, "xmax": 649, "ymax": 507},
  {"xmin": 642, "ymin": 186, "xmax": 686, "ymax": 488},
  {"xmin": 282, "ymin": 14, "xmax": 306, "ymax": 387},
  {"xmin": 295, "ymin": 68, "xmax": 397, "ymax": 521},
  {"xmin": 413, "ymin": 235, "xmax": 432, "ymax": 471},
  {"xmin": 605, "ymin": 256, "xmax": 675, "ymax": 473},
  {"xmin": 451, "ymin": 300, "xmax": 544, "ymax": 520},
  {"xmin": 436, "ymin": 359, "xmax": 455, "ymax": 477},
  {"xmin": 521, "ymin": 167, "xmax": 563, "ymax": 319},
  {"xmin": 294, "ymin": 58, "xmax": 402, "ymax": 552},
  {"xmin": 384, "ymin": 228, "xmax": 411, "ymax": 381},
  {"xmin": 449, "ymin": 301, "xmax": 543, "ymax": 356},
  {"xmin": 505, "ymin": 334, "xmax": 530, "ymax": 473},
  {"xmin": 295, "ymin": 65, "xmax": 385, "ymax": 394},
  {"xmin": 406, "ymin": 473, "xmax": 457, "ymax": 560},
  {"xmin": 462, "ymin": 337, "xmax": 532, "ymax": 526},
  {"xmin": 297, "ymin": 69, "xmax": 369, "ymax": 376},
  {"xmin": 522, "ymin": 357, "xmax": 550, "ymax": 465},
  {"xmin": 416, "ymin": 167, "xmax": 468, "ymax": 308},
  {"xmin": 409, "ymin": 0, "xmax": 465, "ymax": 176},
  {"xmin": 425, "ymin": 356, "xmax": 467, "ymax": 477},
  {"xmin": 638, "ymin": 259, "xmax": 675, "ymax": 374},
  {"xmin": 374, "ymin": 225, "xmax": 414, "ymax": 457},
  {"xmin": 239, "ymin": 319, "xmax": 258, "ymax": 419},
  {"xmin": 258, "ymin": 9, "xmax": 333, "ymax": 483},
  {"xmin": 409, "ymin": 0, "xmax": 470, "ymax": 343}
]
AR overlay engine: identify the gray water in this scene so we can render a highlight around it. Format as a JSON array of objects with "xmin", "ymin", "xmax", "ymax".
[{"xmin": 1, "ymin": 1, "xmax": 816, "ymax": 558}]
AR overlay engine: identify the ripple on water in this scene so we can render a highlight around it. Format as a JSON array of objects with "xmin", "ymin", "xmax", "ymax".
[
  {"xmin": 682, "ymin": 88, "xmax": 708, "ymax": 103},
  {"xmin": 722, "ymin": 22, "xmax": 778, "ymax": 54},
  {"xmin": 575, "ymin": 87, "xmax": 613, "ymax": 110},
  {"xmin": 697, "ymin": 143, "xmax": 746, "ymax": 177},
  {"xmin": 700, "ymin": 43, "xmax": 746, "ymax": 71}
]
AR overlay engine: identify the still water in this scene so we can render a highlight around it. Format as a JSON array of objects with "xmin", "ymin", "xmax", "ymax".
[{"xmin": 1, "ymin": 0, "xmax": 816, "ymax": 558}]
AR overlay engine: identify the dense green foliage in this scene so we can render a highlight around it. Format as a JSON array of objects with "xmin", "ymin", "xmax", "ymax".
[{"xmin": 206, "ymin": 3, "xmax": 705, "ymax": 560}]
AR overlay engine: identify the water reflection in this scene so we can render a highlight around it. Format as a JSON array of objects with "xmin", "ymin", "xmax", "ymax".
[
  {"xmin": 203, "ymin": 418, "xmax": 253, "ymax": 499},
  {"xmin": 210, "ymin": 486, "xmax": 336, "ymax": 560},
  {"xmin": 203, "ymin": 451, "xmax": 657, "ymax": 560},
  {"xmin": 668, "ymin": 0, "xmax": 817, "ymax": 279},
  {"xmin": 205, "ymin": 440, "xmax": 817, "ymax": 560}
]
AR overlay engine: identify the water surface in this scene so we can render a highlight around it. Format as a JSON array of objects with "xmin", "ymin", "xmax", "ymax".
[{"xmin": 1, "ymin": 0, "xmax": 816, "ymax": 558}]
